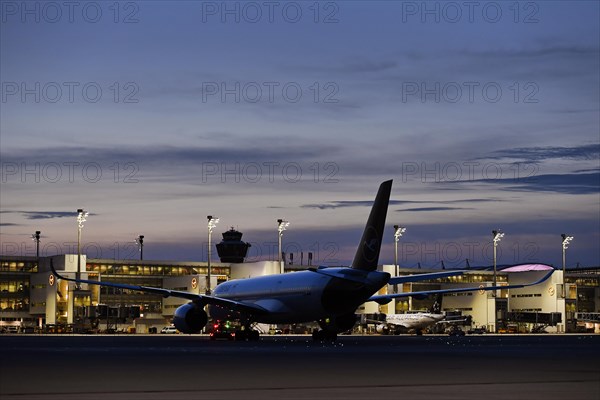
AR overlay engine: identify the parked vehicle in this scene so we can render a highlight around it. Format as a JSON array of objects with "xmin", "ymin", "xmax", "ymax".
[{"xmin": 161, "ymin": 326, "xmax": 179, "ymax": 334}]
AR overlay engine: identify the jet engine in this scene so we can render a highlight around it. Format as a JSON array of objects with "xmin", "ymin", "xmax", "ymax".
[{"xmin": 172, "ymin": 302, "xmax": 208, "ymax": 334}]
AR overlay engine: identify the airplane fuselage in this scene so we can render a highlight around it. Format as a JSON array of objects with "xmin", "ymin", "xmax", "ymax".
[
  {"xmin": 385, "ymin": 313, "xmax": 444, "ymax": 330},
  {"xmin": 210, "ymin": 268, "xmax": 390, "ymax": 324}
]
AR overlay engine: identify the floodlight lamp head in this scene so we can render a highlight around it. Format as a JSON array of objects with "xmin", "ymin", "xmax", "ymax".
[
  {"xmin": 493, "ymin": 230, "xmax": 504, "ymax": 244},
  {"xmin": 562, "ymin": 234, "xmax": 574, "ymax": 250},
  {"xmin": 77, "ymin": 209, "xmax": 88, "ymax": 228},
  {"xmin": 207, "ymin": 217, "xmax": 219, "ymax": 232},
  {"xmin": 394, "ymin": 226, "xmax": 406, "ymax": 241},
  {"xmin": 278, "ymin": 219, "xmax": 289, "ymax": 235}
]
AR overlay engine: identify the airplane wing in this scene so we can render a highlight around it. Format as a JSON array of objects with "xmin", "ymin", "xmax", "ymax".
[
  {"xmin": 310, "ymin": 266, "xmax": 381, "ymax": 283},
  {"xmin": 50, "ymin": 261, "xmax": 269, "ymax": 315},
  {"xmin": 368, "ymin": 270, "xmax": 554, "ymax": 305},
  {"xmin": 388, "ymin": 270, "xmax": 466, "ymax": 285}
]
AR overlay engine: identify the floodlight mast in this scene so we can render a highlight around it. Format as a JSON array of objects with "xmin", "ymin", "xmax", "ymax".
[
  {"xmin": 492, "ymin": 229, "xmax": 504, "ymax": 297},
  {"xmin": 31, "ymin": 231, "xmax": 41, "ymax": 259},
  {"xmin": 76, "ymin": 209, "xmax": 89, "ymax": 290},
  {"xmin": 135, "ymin": 235, "xmax": 145, "ymax": 260},
  {"xmin": 393, "ymin": 225, "xmax": 406, "ymax": 293},
  {"xmin": 561, "ymin": 234, "xmax": 574, "ymax": 298},
  {"xmin": 277, "ymin": 219, "xmax": 290, "ymax": 274},
  {"xmin": 206, "ymin": 216, "xmax": 219, "ymax": 295}
]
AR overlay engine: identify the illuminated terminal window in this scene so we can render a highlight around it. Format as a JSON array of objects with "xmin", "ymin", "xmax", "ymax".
[
  {"xmin": 87, "ymin": 263, "xmax": 230, "ymax": 277},
  {"xmin": 0, "ymin": 261, "xmax": 38, "ymax": 272},
  {"xmin": 0, "ymin": 280, "xmax": 29, "ymax": 293}
]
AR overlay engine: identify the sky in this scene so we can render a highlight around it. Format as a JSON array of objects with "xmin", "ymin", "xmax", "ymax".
[{"xmin": 1, "ymin": 1, "xmax": 599, "ymax": 268}]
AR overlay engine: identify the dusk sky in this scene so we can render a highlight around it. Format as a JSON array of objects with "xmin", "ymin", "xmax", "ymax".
[{"xmin": 1, "ymin": 1, "xmax": 599, "ymax": 268}]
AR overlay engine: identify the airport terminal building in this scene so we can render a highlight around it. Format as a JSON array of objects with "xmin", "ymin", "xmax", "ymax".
[{"xmin": 1, "ymin": 253, "xmax": 599, "ymax": 334}]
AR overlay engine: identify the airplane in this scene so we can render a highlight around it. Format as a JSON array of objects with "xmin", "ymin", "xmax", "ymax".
[
  {"xmin": 371, "ymin": 310, "xmax": 473, "ymax": 336},
  {"xmin": 373, "ymin": 312, "xmax": 445, "ymax": 335},
  {"xmin": 51, "ymin": 180, "xmax": 554, "ymax": 341},
  {"xmin": 369, "ymin": 295, "xmax": 446, "ymax": 335}
]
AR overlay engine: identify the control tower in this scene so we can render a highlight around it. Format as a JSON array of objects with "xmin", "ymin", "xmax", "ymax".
[{"xmin": 216, "ymin": 227, "xmax": 251, "ymax": 263}]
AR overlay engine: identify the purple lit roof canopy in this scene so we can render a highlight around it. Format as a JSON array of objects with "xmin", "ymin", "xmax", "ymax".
[{"xmin": 501, "ymin": 264, "xmax": 555, "ymax": 272}]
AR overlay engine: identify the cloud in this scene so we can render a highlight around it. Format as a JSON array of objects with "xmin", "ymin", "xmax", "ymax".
[
  {"xmin": 301, "ymin": 200, "xmax": 412, "ymax": 210},
  {"xmin": 461, "ymin": 45, "xmax": 599, "ymax": 60},
  {"xmin": 573, "ymin": 168, "xmax": 600, "ymax": 173},
  {"xmin": 22, "ymin": 211, "xmax": 77, "ymax": 220},
  {"xmin": 290, "ymin": 59, "xmax": 398, "ymax": 74},
  {"xmin": 0, "ymin": 143, "xmax": 343, "ymax": 189},
  {"xmin": 1, "ymin": 143, "xmax": 343, "ymax": 172},
  {"xmin": 396, "ymin": 207, "xmax": 472, "ymax": 212},
  {"xmin": 1, "ymin": 144, "xmax": 333, "ymax": 165},
  {"xmin": 482, "ymin": 144, "xmax": 600, "ymax": 162},
  {"xmin": 457, "ymin": 172, "xmax": 600, "ymax": 195},
  {"xmin": 1, "ymin": 211, "xmax": 92, "ymax": 220},
  {"xmin": 302, "ymin": 198, "xmax": 503, "ymax": 209},
  {"xmin": 20, "ymin": 211, "xmax": 77, "ymax": 219}
]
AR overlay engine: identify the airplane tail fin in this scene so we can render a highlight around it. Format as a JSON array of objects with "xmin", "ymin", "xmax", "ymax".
[
  {"xmin": 351, "ymin": 180, "xmax": 392, "ymax": 271},
  {"xmin": 430, "ymin": 294, "xmax": 442, "ymax": 314}
]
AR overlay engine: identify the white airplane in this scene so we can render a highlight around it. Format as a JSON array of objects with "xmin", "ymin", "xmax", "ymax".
[
  {"xmin": 374, "ymin": 312, "xmax": 445, "ymax": 335},
  {"xmin": 51, "ymin": 180, "xmax": 554, "ymax": 341}
]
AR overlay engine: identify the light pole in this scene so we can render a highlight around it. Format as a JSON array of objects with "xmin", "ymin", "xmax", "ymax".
[
  {"xmin": 561, "ymin": 234, "xmax": 573, "ymax": 298},
  {"xmin": 393, "ymin": 225, "xmax": 406, "ymax": 293},
  {"xmin": 135, "ymin": 235, "xmax": 144, "ymax": 260},
  {"xmin": 76, "ymin": 209, "xmax": 89, "ymax": 290},
  {"xmin": 31, "ymin": 231, "xmax": 41, "ymax": 259},
  {"xmin": 277, "ymin": 219, "xmax": 290, "ymax": 274},
  {"xmin": 206, "ymin": 216, "xmax": 219, "ymax": 295},
  {"xmin": 492, "ymin": 229, "xmax": 504, "ymax": 297}
]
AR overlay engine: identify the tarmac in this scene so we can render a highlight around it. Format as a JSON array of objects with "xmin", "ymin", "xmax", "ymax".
[{"xmin": 1, "ymin": 334, "xmax": 599, "ymax": 400}]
